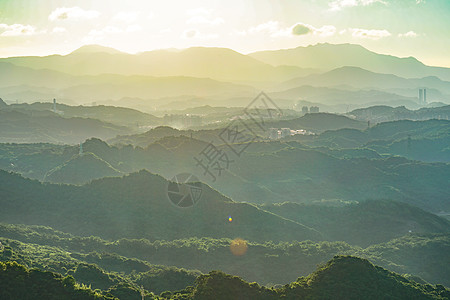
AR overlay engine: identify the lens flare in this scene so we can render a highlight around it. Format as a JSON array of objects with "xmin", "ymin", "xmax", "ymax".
[{"xmin": 228, "ymin": 216, "xmax": 232, "ymax": 222}]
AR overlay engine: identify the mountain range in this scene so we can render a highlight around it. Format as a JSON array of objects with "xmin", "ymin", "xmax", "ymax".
[
  {"xmin": 0, "ymin": 169, "xmax": 321, "ymax": 242},
  {"xmin": 249, "ymin": 43, "xmax": 450, "ymax": 81},
  {"xmin": 1, "ymin": 43, "xmax": 449, "ymax": 109}
]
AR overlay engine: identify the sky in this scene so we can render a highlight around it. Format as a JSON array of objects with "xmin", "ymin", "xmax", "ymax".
[{"xmin": 0, "ymin": 0, "xmax": 449, "ymax": 67}]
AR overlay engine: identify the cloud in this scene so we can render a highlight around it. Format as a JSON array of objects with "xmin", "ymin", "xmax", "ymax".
[
  {"xmin": 88, "ymin": 26, "xmax": 122, "ymax": 37},
  {"xmin": 49, "ymin": 7, "xmax": 100, "ymax": 21},
  {"xmin": 248, "ymin": 21, "xmax": 282, "ymax": 35},
  {"xmin": 113, "ymin": 12, "xmax": 139, "ymax": 23},
  {"xmin": 83, "ymin": 26, "xmax": 121, "ymax": 43},
  {"xmin": 83, "ymin": 24, "xmax": 142, "ymax": 43},
  {"xmin": 126, "ymin": 24, "xmax": 142, "ymax": 33},
  {"xmin": 349, "ymin": 28, "xmax": 391, "ymax": 39},
  {"xmin": 246, "ymin": 21, "xmax": 290, "ymax": 37},
  {"xmin": 398, "ymin": 31, "xmax": 418, "ymax": 37},
  {"xmin": 329, "ymin": 0, "xmax": 386, "ymax": 11},
  {"xmin": 187, "ymin": 8, "xmax": 213, "ymax": 16},
  {"xmin": 52, "ymin": 27, "xmax": 67, "ymax": 34},
  {"xmin": 182, "ymin": 29, "xmax": 218, "ymax": 39},
  {"xmin": 187, "ymin": 16, "xmax": 224, "ymax": 26},
  {"xmin": 186, "ymin": 7, "xmax": 223, "ymax": 26},
  {"xmin": 0, "ymin": 23, "xmax": 36, "ymax": 36}
]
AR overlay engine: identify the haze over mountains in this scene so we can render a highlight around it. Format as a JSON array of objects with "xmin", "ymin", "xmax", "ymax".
[
  {"xmin": 1, "ymin": 43, "xmax": 449, "ymax": 111},
  {"xmin": 1, "ymin": 40, "xmax": 450, "ymax": 299},
  {"xmin": 249, "ymin": 43, "xmax": 450, "ymax": 81}
]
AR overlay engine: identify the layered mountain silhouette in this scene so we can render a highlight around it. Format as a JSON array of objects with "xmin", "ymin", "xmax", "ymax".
[
  {"xmin": 261, "ymin": 200, "xmax": 450, "ymax": 246},
  {"xmin": 1, "ymin": 43, "xmax": 449, "ymax": 108},
  {"xmin": 193, "ymin": 255, "xmax": 450, "ymax": 300},
  {"xmin": 277, "ymin": 66, "xmax": 450, "ymax": 96},
  {"xmin": 1, "ymin": 46, "xmax": 309, "ymax": 81},
  {"xmin": 0, "ymin": 62, "xmax": 255, "ymax": 102},
  {"xmin": 249, "ymin": 43, "xmax": 450, "ymax": 81},
  {"xmin": 44, "ymin": 152, "xmax": 122, "ymax": 185},
  {"xmin": 2, "ymin": 255, "xmax": 448, "ymax": 299},
  {"xmin": 0, "ymin": 169, "xmax": 321, "ymax": 242},
  {"xmin": 0, "ymin": 110, "xmax": 130, "ymax": 144}
]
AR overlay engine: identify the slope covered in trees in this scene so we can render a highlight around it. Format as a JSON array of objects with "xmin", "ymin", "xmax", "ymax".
[
  {"xmin": 44, "ymin": 152, "xmax": 122, "ymax": 185},
  {"xmin": 0, "ymin": 261, "xmax": 113, "ymax": 300},
  {"xmin": 1, "ymin": 118, "xmax": 449, "ymax": 212},
  {"xmin": 0, "ymin": 169, "xmax": 321, "ymax": 242},
  {"xmin": 192, "ymin": 256, "xmax": 450, "ymax": 300},
  {"xmin": 261, "ymin": 200, "xmax": 450, "ymax": 246},
  {"xmin": 1, "ymin": 223, "xmax": 449, "ymax": 287},
  {"xmin": 1, "ymin": 254, "xmax": 449, "ymax": 299}
]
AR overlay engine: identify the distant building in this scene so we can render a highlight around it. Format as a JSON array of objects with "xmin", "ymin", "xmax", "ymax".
[
  {"xmin": 268, "ymin": 127, "xmax": 313, "ymax": 140},
  {"xmin": 51, "ymin": 98, "xmax": 64, "ymax": 115},
  {"xmin": 310, "ymin": 106, "xmax": 320, "ymax": 113},
  {"xmin": 302, "ymin": 106, "xmax": 309, "ymax": 114},
  {"xmin": 419, "ymin": 88, "xmax": 427, "ymax": 105}
]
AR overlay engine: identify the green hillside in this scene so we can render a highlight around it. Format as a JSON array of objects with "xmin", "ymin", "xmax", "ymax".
[
  {"xmin": 0, "ymin": 110, "xmax": 131, "ymax": 144},
  {"xmin": 261, "ymin": 200, "xmax": 450, "ymax": 246},
  {"xmin": 0, "ymin": 169, "xmax": 321, "ymax": 242},
  {"xmin": 296, "ymin": 119, "xmax": 450, "ymax": 162},
  {"xmin": 0, "ymin": 261, "xmax": 113, "ymax": 300},
  {"xmin": 44, "ymin": 152, "xmax": 122, "ymax": 185},
  {"xmin": 2, "ymin": 255, "xmax": 447, "ymax": 299},
  {"xmin": 348, "ymin": 105, "xmax": 450, "ymax": 123},
  {"xmin": 1, "ymin": 120, "xmax": 449, "ymax": 211},
  {"xmin": 1, "ymin": 222, "xmax": 449, "ymax": 288},
  {"xmin": 193, "ymin": 256, "xmax": 449, "ymax": 300},
  {"xmin": 7, "ymin": 102, "xmax": 162, "ymax": 128}
]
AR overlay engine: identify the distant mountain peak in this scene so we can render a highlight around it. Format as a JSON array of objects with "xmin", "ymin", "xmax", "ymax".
[{"xmin": 69, "ymin": 44, "xmax": 124, "ymax": 55}]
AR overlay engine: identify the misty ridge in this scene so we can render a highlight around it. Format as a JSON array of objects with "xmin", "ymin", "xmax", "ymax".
[{"xmin": 1, "ymin": 14, "xmax": 450, "ymax": 300}]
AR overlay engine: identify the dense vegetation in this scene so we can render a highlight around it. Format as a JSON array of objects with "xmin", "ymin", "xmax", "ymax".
[
  {"xmin": 1, "ymin": 36, "xmax": 449, "ymax": 299},
  {"xmin": 1, "ymin": 256, "xmax": 448, "ymax": 299},
  {"xmin": 1, "ymin": 223, "xmax": 449, "ymax": 287},
  {"xmin": 0, "ymin": 120, "xmax": 449, "ymax": 212},
  {"xmin": 0, "ymin": 261, "xmax": 113, "ymax": 300},
  {"xmin": 193, "ymin": 256, "xmax": 450, "ymax": 299},
  {"xmin": 0, "ymin": 109, "xmax": 130, "ymax": 144},
  {"xmin": 0, "ymin": 169, "xmax": 321, "ymax": 242},
  {"xmin": 261, "ymin": 200, "xmax": 450, "ymax": 246},
  {"xmin": 348, "ymin": 105, "xmax": 450, "ymax": 123}
]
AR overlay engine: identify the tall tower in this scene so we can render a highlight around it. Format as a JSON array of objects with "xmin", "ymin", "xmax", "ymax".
[
  {"xmin": 423, "ymin": 88, "xmax": 427, "ymax": 104},
  {"xmin": 53, "ymin": 98, "xmax": 57, "ymax": 113}
]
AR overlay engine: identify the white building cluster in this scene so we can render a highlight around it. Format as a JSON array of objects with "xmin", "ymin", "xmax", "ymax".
[{"xmin": 268, "ymin": 128, "xmax": 314, "ymax": 140}]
